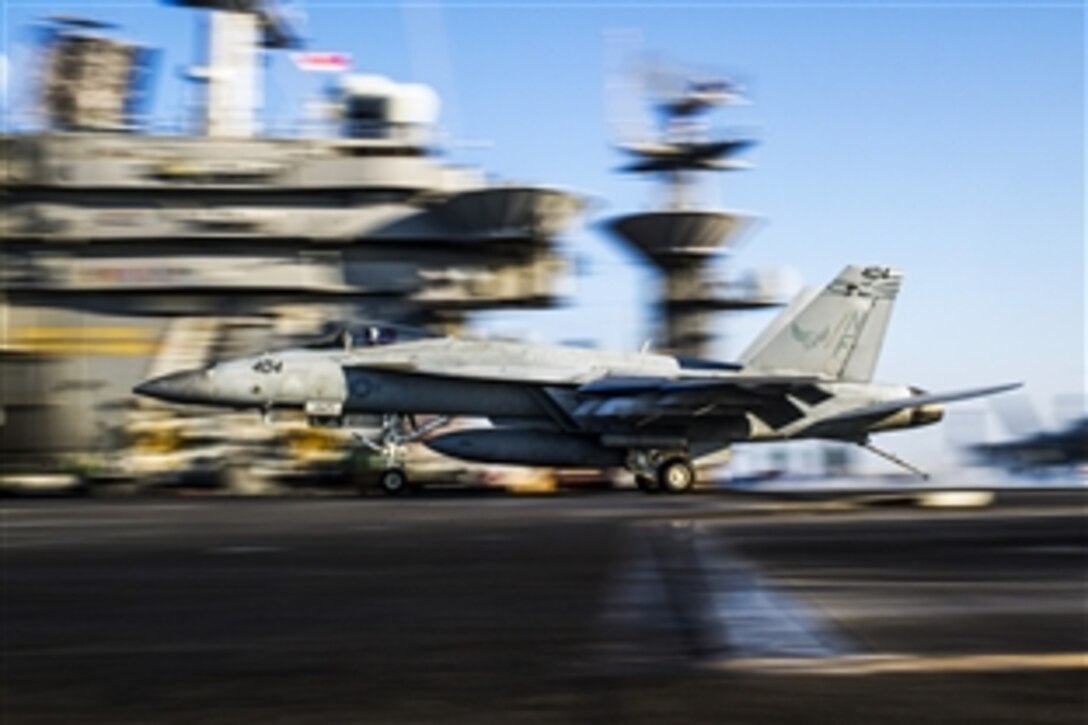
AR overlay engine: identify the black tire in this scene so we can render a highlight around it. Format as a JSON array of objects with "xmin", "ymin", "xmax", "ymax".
[
  {"xmin": 379, "ymin": 468, "xmax": 409, "ymax": 496},
  {"xmin": 657, "ymin": 458, "xmax": 696, "ymax": 494},
  {"xmin": 635, "ymin": 474, "xmax": 662, "ymax": 494}
]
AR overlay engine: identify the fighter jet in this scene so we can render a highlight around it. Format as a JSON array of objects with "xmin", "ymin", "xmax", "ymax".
[
  {"xmin": 135, "ymin": 265, "xmax": 1019, "ymax": 495},
  {"xmin": 971, "ymin": 416, "xmax": 1088, "ymax": 474}
]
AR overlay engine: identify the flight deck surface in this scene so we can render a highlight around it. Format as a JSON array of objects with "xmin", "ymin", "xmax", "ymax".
[{"xmin": 3, "ymin": 489, "xmax": 1085, "ymax": 723}]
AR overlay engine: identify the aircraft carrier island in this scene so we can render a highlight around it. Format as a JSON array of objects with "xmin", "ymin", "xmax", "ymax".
[{"xmin": 0, "ymin": 1, "xmax": 585, "ymax": 486}]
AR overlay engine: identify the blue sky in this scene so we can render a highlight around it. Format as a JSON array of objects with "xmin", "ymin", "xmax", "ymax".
[{"xmin": 2, "ymin": 1, "xmax": 1083, "ymax": 468}]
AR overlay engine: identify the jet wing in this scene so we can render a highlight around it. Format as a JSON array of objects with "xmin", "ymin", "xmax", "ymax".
[
  {"xmin": 576, "ymin": 374, "xmax": 823, "ymax": 396},
  {"xmin": 343, "ymin": 359, "xmax": 419, "ymax": 372},
  {"xmin": 572, "ymin": 374, "xmax": 830, "ymax": 427}
]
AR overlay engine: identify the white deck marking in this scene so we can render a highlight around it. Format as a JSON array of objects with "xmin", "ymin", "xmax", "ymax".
[
  {"xmin": 596, "ymin": 521, "xmax": 851, "ymax": 669},
  {"xmin": 686, "ymin": 523, "xmax": 851, "ymax": 660}
]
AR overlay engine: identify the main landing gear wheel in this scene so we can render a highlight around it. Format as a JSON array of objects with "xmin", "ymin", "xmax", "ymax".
[
  {"xmin": 378, "ymin": 467, "xmax": 409, "ymax": 496},
  {"xmin": 657, "ymin": 458, "xmax": 696, "ymax": 494},
  {"xmin": 635, "ymin": 474, "xmax": 662, "ymax": 494}
]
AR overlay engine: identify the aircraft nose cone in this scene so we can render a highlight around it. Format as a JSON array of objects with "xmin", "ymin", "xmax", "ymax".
[{"xmin": 133, "ymin": 368, "xmax": 212, "ymax": 405}]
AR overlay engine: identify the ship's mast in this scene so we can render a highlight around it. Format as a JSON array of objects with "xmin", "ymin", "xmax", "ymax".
[
  {"xmin": 173, "ymin": 0, "xmax": 298, "ymax": 137},
  {"xmin": 608, "ymin": 58, "xmax": 777, "ymax": 357}
]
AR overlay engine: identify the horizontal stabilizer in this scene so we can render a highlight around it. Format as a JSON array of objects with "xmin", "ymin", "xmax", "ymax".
[{"xmin": 815, "ymin": 383, "xmax": 1023, "ymax": 426}]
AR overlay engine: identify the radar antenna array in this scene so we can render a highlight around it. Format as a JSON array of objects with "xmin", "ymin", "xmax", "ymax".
[{"xmin": 606, "ymin": 49, "xmax": 777, "ymax": 357}]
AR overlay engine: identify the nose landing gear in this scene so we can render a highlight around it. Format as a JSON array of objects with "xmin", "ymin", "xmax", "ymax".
[
  {"xmin": 354, "ymin": 414, "xmax": 450, "ymax": 495},
  {"xmin": 377, "ymin": 467, "xmax": 409, "ymax": 496}
]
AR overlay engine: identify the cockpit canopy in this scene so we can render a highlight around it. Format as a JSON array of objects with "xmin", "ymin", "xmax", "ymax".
[{"xmin": 306, "ymin": 323, "xmax": 437, "ymax": 350}]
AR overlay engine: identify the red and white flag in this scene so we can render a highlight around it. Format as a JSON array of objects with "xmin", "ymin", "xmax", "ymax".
[{"xmin": 291, "ymin": 52, "xmax": 352, "ymax": 73}]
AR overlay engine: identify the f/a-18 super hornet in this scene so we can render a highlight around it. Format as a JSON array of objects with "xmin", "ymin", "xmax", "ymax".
[{"xmin": 135, "ymin": 265, "xmax": 1019, "ymax": 495}]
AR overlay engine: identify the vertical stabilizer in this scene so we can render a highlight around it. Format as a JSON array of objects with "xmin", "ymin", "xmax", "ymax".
[{"xmin": 739, "ymin": 265, "xmax": 902, "ymax": 381}]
